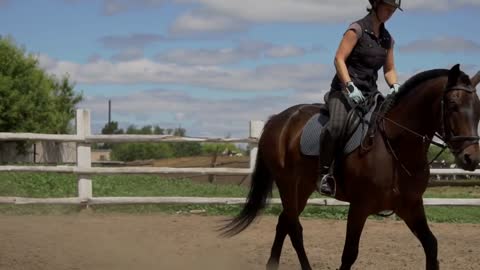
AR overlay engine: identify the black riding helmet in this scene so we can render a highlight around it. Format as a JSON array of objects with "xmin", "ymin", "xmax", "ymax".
[{"xmin": 369, "ymin": 0, "xmax": 403, "ymax": 11}]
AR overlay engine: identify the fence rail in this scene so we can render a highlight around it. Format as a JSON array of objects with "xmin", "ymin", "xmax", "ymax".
[
  {"xmin": 0, "ymin": 109, "xmax": 479, "ymax": 207},
  {"xmin": 2, "ymin": 166, "xmax": 480, "ymax": 176},
  {"xmin": 0, "ymin": 165, "xmax": 252, "ymax": 175},
  {"xmin": 0, "ymin": 133, "xmax": 257, "ymax": 143},
  {"xmin": 1, "ymin": 196, "xmax": 480, "ymax": 207}
]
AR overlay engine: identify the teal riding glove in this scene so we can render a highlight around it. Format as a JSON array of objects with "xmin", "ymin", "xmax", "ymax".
[
  {"xmin": 346, "ymin": 81, "xmax": 365, "ymax": 103},
  {"xmin": 389, "ymin": 83, "xmax": 401, "ymax": 94}
]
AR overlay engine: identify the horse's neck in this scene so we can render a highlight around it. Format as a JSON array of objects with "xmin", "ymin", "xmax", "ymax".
[{"xmin": 388, "ymin": 79, "xmax": 445, "ymax": 140}]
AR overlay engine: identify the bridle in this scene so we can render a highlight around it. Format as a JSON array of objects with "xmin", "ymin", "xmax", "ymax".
[
  {"xmin": 375, "ymin": 83, "xmax": 479, "ymax": 176},
  {"xmin": 439, "ymin": 84, "xmax": 479, "ymax": 154}
]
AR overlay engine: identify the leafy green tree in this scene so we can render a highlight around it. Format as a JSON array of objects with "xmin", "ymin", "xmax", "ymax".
[
  {"xmin": 153, "ymin": 125, "xmax": 164, "ymax": 135},
  {"xmin": 0, "ymin": 36, "xmax": 82, "ymax": 134},
  {"xmin": 109, "ymin": 124, "xmax": 243, "ymax": 162},
  {"xmin": 126, "ymin": 125, "xmax": 138, "ymax": 134},
  {"xmin": 170, "ymin": 142, "xmax": 202, "ymax": 157},
  {"xmin": 101, "ymin": 121, "xmax": 124, "ymax": 135},
  {"xmin": 50, "ymin": 75, "xmax": 83, "ymax": 134},
  {"xmin": 111, "ymin": 143, "xmax": 175, "ymax": 161},
  {"xmin": 110, "ymin": 124, "xmax": 203, "ymax": 161},
  {"xmin": 201, "ymin": 143, "xmax": 240, "ymax": 155},
  {"xmin": 97, "ymin": 121, "xmax": 124, "ymax": 149},
  {"xmin": 173, "ymin": 127, "xmax": 186, "ymax": 136},
  {"xmin": 140, "ymin": 125, "xmax": 153, "ymax": 134}
]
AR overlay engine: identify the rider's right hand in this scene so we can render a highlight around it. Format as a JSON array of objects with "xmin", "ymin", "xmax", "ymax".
[{"xmin": 346, "ymin": 81, "xmax": 365, "ymax": 103}]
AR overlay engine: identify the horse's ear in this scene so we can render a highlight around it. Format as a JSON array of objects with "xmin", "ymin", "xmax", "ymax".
[
  {"xmin": 447, "ymin": 64, "xmax": 461, "ymax": 85},
  {"xmin": 471, "ymin": 71, "xmax": 480, "ymax": 87}
]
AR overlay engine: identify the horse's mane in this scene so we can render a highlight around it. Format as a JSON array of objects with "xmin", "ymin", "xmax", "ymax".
[{"xmin": 394, "ymin": 69, "xmax": 449, "ymax": 102}]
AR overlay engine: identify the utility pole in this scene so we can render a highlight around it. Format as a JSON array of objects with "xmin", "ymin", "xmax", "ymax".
[{"xmin": 108, "ymin": 99, "xmax": 111, "ymax": 124}]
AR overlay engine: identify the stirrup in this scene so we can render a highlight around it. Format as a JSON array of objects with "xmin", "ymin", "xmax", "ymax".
[{"xmin": 317, "ymin": 174, "xmax": 336, "ymax": 197}]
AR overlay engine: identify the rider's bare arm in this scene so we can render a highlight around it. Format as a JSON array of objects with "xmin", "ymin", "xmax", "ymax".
[
  {"xmin": 334, "ymin": 29, "xmax": 360, "ymax": 86},
  {"xmin": 383, "ymin": 42, "xmax": 398, "ymax": 87}
]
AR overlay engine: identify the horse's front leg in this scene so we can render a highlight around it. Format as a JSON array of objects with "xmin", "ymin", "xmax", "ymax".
[
  {"xmin": 339, "ymin": 204, "xmax": 369, "ymax": 270},
  {"xmin": 397, "ymin": 200, "xmax": 439, "ymax": 270}
]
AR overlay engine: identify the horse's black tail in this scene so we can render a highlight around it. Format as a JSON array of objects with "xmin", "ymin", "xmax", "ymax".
[{"xmin": 220, "ymin": 147, "xmax": 273, "ymax": 237}]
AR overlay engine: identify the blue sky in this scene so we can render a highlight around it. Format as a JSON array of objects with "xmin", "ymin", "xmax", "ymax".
[{"xmin": 1, "ymin": 0, "xmax": 480, "ymax": 137}]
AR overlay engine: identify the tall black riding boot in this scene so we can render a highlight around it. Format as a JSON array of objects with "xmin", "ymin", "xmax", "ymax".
[{"xmin": 316, "ymin": 129, "xmax": 337, "ymax": 196}]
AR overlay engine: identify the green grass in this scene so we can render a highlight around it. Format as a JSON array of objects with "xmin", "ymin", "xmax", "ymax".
[
  {"xmin": 0, "ymin": 172, "xmax": 479, "ymax": 223},
  {"xmin": 93, "ymin": 175, "xmax": 248, "ymax": 197},
  {"xmin": 1, "ymin": 204, "xmax": 478, "ymax": 224},
  {"xmin": 2, "ymin": 172, "xmax": 479, "ymax": 199},
  {"xmin": 0, "ymin": 172, "xmax": 77, "ymax": 197},
  {"xmin": 424, "ymin": 186, "xmax": 480, "ymax": 198},
  {"xmin": 424, "ymin": 206, "xmax": 480, "ymax": 223}
]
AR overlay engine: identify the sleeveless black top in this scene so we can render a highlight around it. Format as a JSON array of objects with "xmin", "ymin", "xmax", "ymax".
[{"xmin": 330, "ymin": 14, "xmax": 393, "ymax": 94}]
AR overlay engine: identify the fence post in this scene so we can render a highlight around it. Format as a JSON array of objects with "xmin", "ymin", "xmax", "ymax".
[
  {"xmin": 76, "ymin": 109, "xmax": 92, "ymax": 203},
  {"xmin": 249, "ymin": 120, "xmax": 264, "ymax": 171}
]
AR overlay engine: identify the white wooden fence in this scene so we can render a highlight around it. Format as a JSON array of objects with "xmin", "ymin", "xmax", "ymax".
[{"xmin": 0, "ymin": 109, "xmax": 479, "ymax": 207}]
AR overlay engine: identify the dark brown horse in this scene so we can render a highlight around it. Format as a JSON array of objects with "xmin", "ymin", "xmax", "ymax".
[{"xmin": 222, "ymin": 64, "xmax": 480, "ymax": 270}]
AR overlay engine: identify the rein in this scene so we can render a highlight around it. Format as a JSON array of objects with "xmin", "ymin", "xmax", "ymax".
[{"xmin": 373, "ymin": 84, "xmax": 479, "ymax": 176}]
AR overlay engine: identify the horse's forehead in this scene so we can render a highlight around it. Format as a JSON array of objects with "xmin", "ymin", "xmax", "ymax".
[
  {"xmin": 446, "ymin": 89, "xmax": 474, "ymax": 100},
  {"xmin": 445, "ymin": 89, "xmax": 480, "ymax": 113}
]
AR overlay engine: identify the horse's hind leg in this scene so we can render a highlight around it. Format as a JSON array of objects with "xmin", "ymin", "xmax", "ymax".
[
  {"xmin": 339, "ymin": 204, "xmax": 369, "ymax": 270},
  {"xmin": 267, "ymin": 212, "xmax": 311, "ymax": 270},
  {"xmin": 397, "ymin": 200, "xmax": 439, "ymax": 270},
  {"xmin": 267, "ymin": 175, "xmax": 313, "ymax": 270},
  {"xmin": 287, "ymin": 212, "xmax": 311, "ymax": 270},
  {"xmin": 267, "ymin": 212, "xmax": 288, "ymax": 270}
]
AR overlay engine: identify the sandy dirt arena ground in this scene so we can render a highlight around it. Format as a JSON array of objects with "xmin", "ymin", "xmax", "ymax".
[{"xmin": 0, "ymin": 213, "xmax": 478, "ymax": 270}]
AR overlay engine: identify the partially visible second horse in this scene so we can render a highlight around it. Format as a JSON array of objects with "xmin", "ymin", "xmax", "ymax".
[{"xmin": 222, "ymin": 64, "xmax": 480, "ymax": 270}]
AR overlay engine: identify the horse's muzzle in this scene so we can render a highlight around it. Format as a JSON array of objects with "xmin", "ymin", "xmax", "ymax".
[{"xmin": 455, "ymin": 144, "xmax": 480, "ymax": 171}]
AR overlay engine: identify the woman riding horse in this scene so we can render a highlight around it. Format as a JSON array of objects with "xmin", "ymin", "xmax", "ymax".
[
  {"xmin": 223, "ymin": 66, "xmax": 480, "ymax": 270},
  {"xmin": 221, "ymin": 2, "xmax": 480, "ymax": 270},
  {"xmin": 318, "ymin": 0, "xmax": 402, "ymax": 196}
]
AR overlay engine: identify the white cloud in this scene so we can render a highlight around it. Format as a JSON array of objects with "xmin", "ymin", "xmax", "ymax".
[
  {"xmin": 266, "ymin": 45, "xmax": 306, "ymax": 58},
  {"xmin": 76, "ymin": 64, "xmax": 480, "ymax": 137},
  {"xmin": 111, "ymin": 48, "xmax": 144, "ymax": 62},
  {"xmin": 399, "ymin": 36, "xmax": 480, "ymax": 53},
  {"xmin": 38, "ymin": 54, "xmax": 333, "ymax": 92},
  {"xmin": 97, "ymin": 0, "xmax": 480, "ymax": 17},
  {"xmin": 169, "ymin": 11, "xmax": 248, "ymax": 37},
  {"xmin": 87, "ymin": 53, "xmax": 103, "ymax": 63},
  {"xmin": 175, "ymin": 0, "xmax": 363, "ymax": 23},
  {"xmin": 156, "ymin": 48, "xmax": 248, "ymax": 65},
  {"xmin": 102, "ymin": 0, "xmax": 164, "ymax": 15},
  {"xmin": 36, "ymin": 54, "xmax": 58, "ymax": 70},
  {"xmin": 175, "ymin": 112, "xmax": 187, "ymax": 121},
  {"xmin": 405, "ymin": 0, "xmax": 480, "ymax": 10},
  {"xmin": 168, "ymin": 0, "xmax": 366, "ymax": 37},
  {"xmin": 81, "ymin": 87, "xmax": 324, "ymax": 137},
  {"xmin": 458, "ymin": 0, "xmax": 480, "ymax": 4},
  {"xmin": 98, "ymin": 33, "xmax": 164, "ymax": 50},
  {"xmin": 62, "ymin": 0, "xmax": 480, "ymax": 38},
  {"xmin": 155, "ymin": 41, "xmax": 306, "ymax": 65},
  {"xmin": 167, "ymin": 0, "xmax": 480, "ymax": 36}
]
